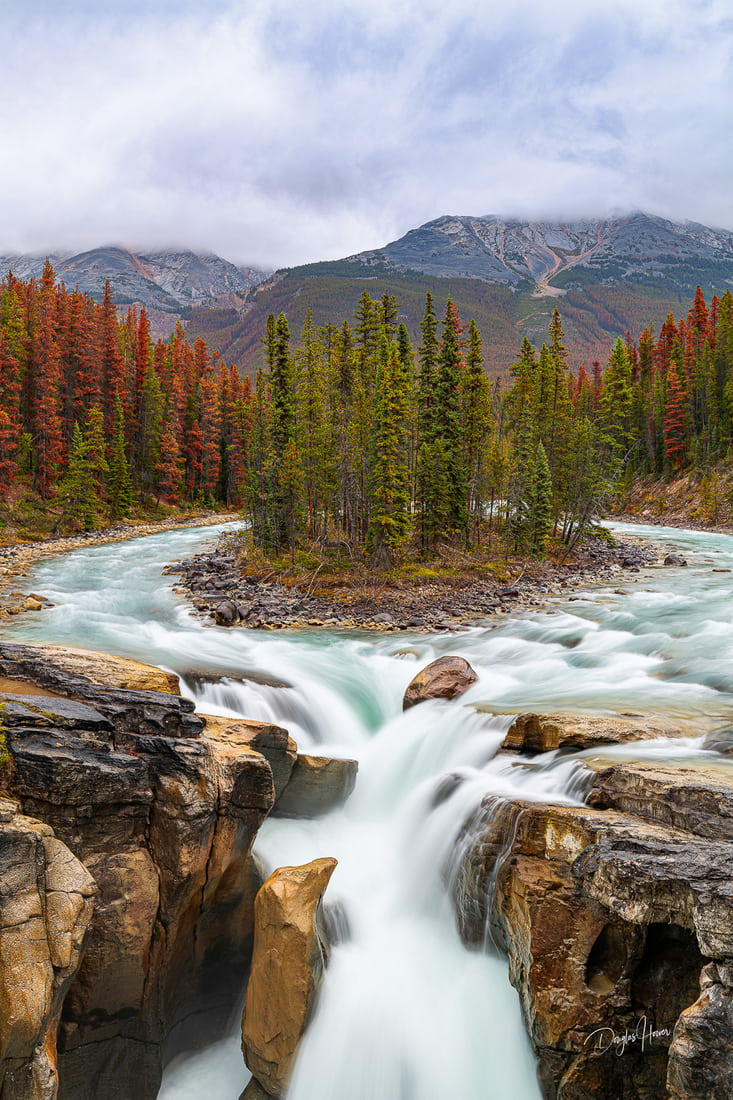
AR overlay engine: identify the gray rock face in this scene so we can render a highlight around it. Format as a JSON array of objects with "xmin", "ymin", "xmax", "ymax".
[
  {"xmin": 667, "ymin": 964, "xmax": 733, "ymax": 1100},
  {"xmin": 273, "ymin": 755, "xmax": 358, "ymax": 818},
  {"xmin": 352, "ymin": 211, "xmax": 733, "ymax": 292},
  {"xmin": 0, "ymin": 247, "xmax": 269, "ymax": 315},
  {"xmin": 0, "ymin": 643, "xmax": 203, "ymax": 740}
]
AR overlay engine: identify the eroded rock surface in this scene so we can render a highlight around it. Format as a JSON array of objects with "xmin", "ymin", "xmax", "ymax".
[
  {"xmin": 402, "ymin": 655, "xmax": 478, "ymax": 710},
  {"xmin": 0, "ymin": 797, "xmax": 95, "ymax": 1100},
  {"xmin": 0, "ymin": 644, "xmax": 281, "ymax": 1100},
  {"xmin": 242, "ymin": 857, "xmax": 337, "ymax": 1097},
  {"xmin": 273, "ymin": 755, "xmax": 358, "ymax": 818},
  {"xmin": 502, "ymin": 712, "xmax": 687, "ymax": 754},
  {"xmin": 454, "ymin": 755, "xmax": 733, "ymax": 1100}
]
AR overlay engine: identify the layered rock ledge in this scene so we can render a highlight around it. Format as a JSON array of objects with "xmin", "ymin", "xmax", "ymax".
[
  {"xmin": 0, "ymin": 642, "xmax": 356, "ymax": 1100},
  {"xmin": 453, "ymin": 751, "xmax": 733, "ymax": 1100}
]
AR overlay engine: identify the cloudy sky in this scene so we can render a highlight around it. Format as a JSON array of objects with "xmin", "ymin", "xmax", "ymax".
[{"xmin": 3, "ymin": 0, "xmax": 732, "ymax": 268}]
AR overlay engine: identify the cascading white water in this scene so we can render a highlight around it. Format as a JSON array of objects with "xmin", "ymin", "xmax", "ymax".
[{"xmin": 6, "ymin": 520, "xmax": 732, "ymax": 1099}]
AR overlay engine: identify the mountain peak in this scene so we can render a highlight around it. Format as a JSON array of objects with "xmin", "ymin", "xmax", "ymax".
[{"xmin": 351, "ymin": 212, "xmax": 733, "ymax": 295}]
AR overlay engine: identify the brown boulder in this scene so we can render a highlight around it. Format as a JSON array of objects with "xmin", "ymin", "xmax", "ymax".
[
  {"xmin": 242, "ymin": 857, "xmax": 337, "ymax": 1097},
  {"xmin": 667, "ymin": 963, "xmax": 733, "ymax": 1099},
  {"xmin": 203, "ymin": 715, "xmax": 297, "ymax": 800},
  {"xmin": 402, "ymin": 655, "xmax": 477, "ymax": 710},
  {"xmin": 272, "ymin": 755, "xmax": 358, "ymax": 818},
  {"xmin": 0, "ymin": 798, "xmax": 95, "ymax": 1099},
  {"xmin": 502, "ymin": 712, "xmax": 686, "ymax": 754}
]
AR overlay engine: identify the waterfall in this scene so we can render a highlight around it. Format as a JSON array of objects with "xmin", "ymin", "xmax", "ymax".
[{"xmin": 6, "ymin": 519, "xmax": 731, "ymax": 1099}]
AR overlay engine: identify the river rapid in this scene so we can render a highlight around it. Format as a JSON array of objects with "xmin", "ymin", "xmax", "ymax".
[{"xmin": 5, "ymin": 520, "xmax": 733, "ymax": 1100}]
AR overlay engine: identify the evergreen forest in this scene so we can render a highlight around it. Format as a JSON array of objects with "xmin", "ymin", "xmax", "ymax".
[{"xmin": 0, "ymin": 262, "xmax": 731, "ymax": 557}]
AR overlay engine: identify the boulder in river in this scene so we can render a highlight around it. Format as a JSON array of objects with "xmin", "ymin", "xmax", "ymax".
[
  {"xmin": 203, "ymin": 714, "xmax": 297, "ymax": 800},
  {"xmin": 272, "ymin": 755, "xmax": 358, "ymax": 818},
  {"xmin": 402, "ymin": 655, "xmax": 478, "ymax": 710},
  {"xmin": 242, "ymin": 857, "xmax": 337, "ymax": 1097},
  {"xmin": 502, "ymin": 712, "xmax": 687, "ymax": 754}
]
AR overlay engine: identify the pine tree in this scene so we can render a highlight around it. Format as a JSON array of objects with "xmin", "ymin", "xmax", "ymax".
[
  {"xmin": 57, "ymin": 418, "xmax": 106, "ymax": 531},
  {"xmin": 664, "ymin": 361, "xmax": 688, "ymax": 470},
  {"xmin": 436, "ymin": 299, "xmax": 468, "ymax": 532},
  {"xmin": 462, "ymin": 319, "xmax": 492, "ymax": 541},
  {"xmin": 108, "ymin": 394, "xmax": 133, "ymax": 521},
  {"xmin": 0, "ymin": 332, "xmax": 21, "ymax": 491},
  {"xmin": 367, "ymin": 339, "xmax": 412, "ymax": 566},
  {"xmin": 33, "ymin": 261, "xmax": 65, "ymax": 497},
  {"xmin": 528, "ymin": 440, "xmax": 552, "ymax": 556}
]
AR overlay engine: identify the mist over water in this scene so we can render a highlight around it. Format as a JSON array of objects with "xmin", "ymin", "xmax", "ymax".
[{"xmin": 6, "ymin": 520, "xmax": 732, "ymax": 1099}]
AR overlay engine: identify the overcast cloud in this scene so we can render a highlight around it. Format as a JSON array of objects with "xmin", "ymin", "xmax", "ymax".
[{"xmin": 2, "ymin": 0, "xmax": 732, "ymax": 267}]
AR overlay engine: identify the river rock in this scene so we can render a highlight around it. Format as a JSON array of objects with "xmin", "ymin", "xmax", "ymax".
[
  {"xmin": 36, "ymin": 645, "xmax": 180, "ymax": 694},
  {"xmin": 502, "ymin": 712, "xmax": 686, "ymax": 754},
  {"xmin": 272, "ymin": 755, "xmax": 358, "ymax": 818},
  {"xmin": 0, "ymin": 797, "xmax": 96, "ymax": 1099},
  {"xmin": 202, "ymin": 715, "xmax": 297, "ymax": 800},
  {"xmin": 587, "ymin": 760, "xmax": 733, "ymax": 841},
  {"xmin": 402, "ymin": 655, "xmax": 478, "ymax": 710},
  {"xmin": 242, "ymin": 857, "xmax": 337, "ymax": 1097},
  {"xmin": 664, "ymin": 554, "xmax": 688, "ymax": 566}
]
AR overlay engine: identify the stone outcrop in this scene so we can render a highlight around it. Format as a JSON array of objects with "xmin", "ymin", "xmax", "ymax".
[
  {"xmin": 502, "ymin": 712, "xmax": 687, "ymax": 754},
  {"xmin": 0, "ymin": 644, "xmax": 286, "ymax": 1100},
  {"xmin": 667, "ymin": 962, "xmax": 733, "ymax": 1100},
  {"xmin": 35, "ymin": 647, "xmax": 180, "ymax": 695},
  {"xmin": 242, "ymin": 858, "xmax": 337, "ymax": 1098},
  {"xmin": 0, "ymin": 796, "xmax": 95, "ymax": 1100},
  {"xmin": 453, "ymin": 756, "xmax": 733, "ymax": 1100},
  {"xmin": 202, "ymin": 715, "xmax": 297, "ymax": 800},
  {"xmin": 240, "ymin": 1080, "xmax": 273, "ymax": 1100},
  {"xmin": 273, "ymin": 755, "xmax": 358, "ymax": 818},
  {"xmin": 402, "ymin": 655, "xmax": 478, "ymax": 710}
]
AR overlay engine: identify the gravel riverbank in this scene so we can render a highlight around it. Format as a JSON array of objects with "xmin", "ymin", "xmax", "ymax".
[{"xmin": 165, "ymin": 530, "xmax": 674, "ymax": 632}]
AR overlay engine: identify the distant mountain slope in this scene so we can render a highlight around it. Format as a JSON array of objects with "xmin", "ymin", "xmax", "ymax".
[
  {"xmin": 4, "ymin": 213, "xmax": 732, "ymax": 374},
  {"xmin": 186, "ymin": 212, "xmax": 733, "ymax": 377},
  {"xmin": 0, "ymin": 246, "xmax": 269, "ymax": 335},
  {"xmin": 351, "ymin": 212, "xmax": 733, "ymax": 291}
]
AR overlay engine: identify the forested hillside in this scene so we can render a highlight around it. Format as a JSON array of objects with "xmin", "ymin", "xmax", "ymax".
[{"xmin": 0, "ymin": 264, "xmax": 730, "ymax": 557}]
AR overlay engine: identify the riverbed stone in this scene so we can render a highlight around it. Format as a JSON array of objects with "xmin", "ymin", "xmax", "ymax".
[
  {"xmin": 242, "ymin": 857, "xmax": 337, "ymax": 1097},
  {"xmin": 272, "ymin": 755, "xmax": 358, "ymax": 818},
  {"xmin": 502, "ymin": 712, "xmax": 686, "ymax": 754},
  {"xmin": 202, "ymin": 715, "xmax": 297, "ymax": 800},
  {"xmin": 402, "ymin": 655, "xmax": 478, "ymax": 709}
]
